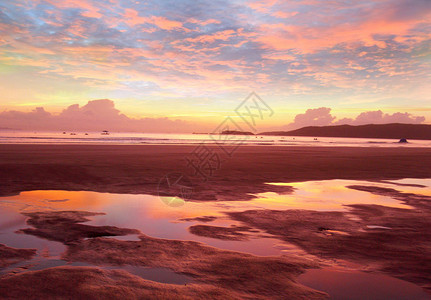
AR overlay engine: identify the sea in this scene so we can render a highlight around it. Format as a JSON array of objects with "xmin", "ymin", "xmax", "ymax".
[{"xmin": 0, "ymin": 130, "xmax": 430, "ymax": 147}]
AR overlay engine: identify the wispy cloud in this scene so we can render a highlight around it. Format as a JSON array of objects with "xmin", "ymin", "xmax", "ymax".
[{"xmin": 0, "ymin": 0, "xmax": 430, "ymax": 122}]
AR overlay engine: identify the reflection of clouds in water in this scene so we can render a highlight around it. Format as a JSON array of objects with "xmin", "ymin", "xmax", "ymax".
[
  {"xmin": 213, "ymin": 200, "xmax": 278, "ymax": 211},
  {"xmin": 381, "ymin": 179, "xmax": 431, "ymax": 196},
  {"xmin": 44, "ymin": 199, "xmax": 70, "ymax": 203},
  {"xmin": 0, "ymin": 178, "xmax": 429, "ymax": 259},
  {"xmin": 262, "ymin": 179, "xmax": 425, "ymax": 211},
  {"xmin": 366, "ymin": 225, "xmax": 391, "ymax": 230},
  {"xmin": 0, "ymin": 200, "xmax": 56, "ymax": 213},
  {"xmin": 377, "ymin": 180, "xmax": 427, "ymax": 188},
  {"xmin": 0, "ymin": 190, "xmax": 106, "ymax": 212},
  {"xmin": 0, "ymin": 200, "xmax": 38, "ymax": 212},
  {"xmin": 213, "ymin": 203, "xmax": 232, "ymax": 209},
  {"xmin": 386, "ymin": 178, "xmax": 431, "ymax": 186},
  {"xmin": 0, "ymin": 217, "xmax": 25, "ymax": 231}
]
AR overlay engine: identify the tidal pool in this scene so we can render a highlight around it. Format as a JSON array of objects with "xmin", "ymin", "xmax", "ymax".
[
  {"xmin": 297, "ymin": 267, "xmax": 431, "ymax": 300},
  {"xmin": 265, "ymin": 179, "xmax": 418, "ymax": 211},
  {"xmin": 0, "ymin": 258, "xmax": 192, "ymax": 285},
  {"xmin": 0, "ymin": 178, "xmax": 430, "ymax": 296}
]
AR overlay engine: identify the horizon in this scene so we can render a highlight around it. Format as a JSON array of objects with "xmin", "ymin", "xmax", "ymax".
[{"xmin": 0, "ymin": 98, "xmax": 428, "ymax": 133}]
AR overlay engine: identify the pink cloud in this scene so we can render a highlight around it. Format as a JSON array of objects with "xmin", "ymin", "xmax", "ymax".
[
  {"xmin": 181, "ymin": 29, "xmax": 237, "ymax": 44},
  {"xmin": 285, "ymin": 108, "xmax": 426, "ymax": 130},
  {"xmin": 0, "ymin": 99, "xmax": 197, "ymax": 133},
  {"xmin": 336, "ymin": 110, "xmax": 426, "ymax": 125},
  {"xmin": 150, "ymin": 16, "xmax": 183, "ymax": 31},
  {"xmin": 248, "ymin": 0, "xmax": 279, "ymax": 13},
  {"xmin": 255, "ymin": 1, "xmax": 431, "ymax": 53},
  {"xmin": 44, "ymin": 0, "xmax": 103, "ymax": 19},
  {"xmin": 287, "ymin": 107, "xmax": 336, "ymax": 129},
  {"xmin": 271, "ymin": 11, "xmax": 298, "ymax": 19},
  {"xmin": 187, "ymin": 18, "xmax": 221, "ymax": 26},
  {"xmin": 123, "ymin": 8, "xmax": 148, "ymax": 26},
  {"xmin": 123, "ymin": 8, "xmax": 184, "ymax": 31}
]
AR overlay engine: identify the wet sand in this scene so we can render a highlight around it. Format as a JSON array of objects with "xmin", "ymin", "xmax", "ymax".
[
  {"xmin": 1, "ymin": 144, "xmax": 431, "ymax": 199},
  {"xmin": 0, "ymin": 244, "xmax": 35, "ymax": 268},
  {"xmin": 2, "ymin": 210, "xmax": 326, "ymax": 299},
  {"xmin": 1, "ymin": 144, "xmax": 431, "ymax": 298}
]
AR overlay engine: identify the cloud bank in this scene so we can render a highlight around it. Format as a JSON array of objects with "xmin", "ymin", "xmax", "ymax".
[
  {"xmin": 0, "ymin": 100, "xmax": 426, "ymax": 133},
  {"xmin": 0, "ymin": 99, "xmax": 197, "ymax": 133},
  {"xmin": 285, "ymin": 107, "xmax": 425, "ymax": 130}
]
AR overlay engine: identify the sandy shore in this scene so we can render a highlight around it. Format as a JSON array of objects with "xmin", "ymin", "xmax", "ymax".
[
  {"xmin": 0, "ymin": 144, "xmax": 430, "ymax": 199},
  {"xmin": 1, "ymin": 144, "xmax": 431, "ymax": 298}
]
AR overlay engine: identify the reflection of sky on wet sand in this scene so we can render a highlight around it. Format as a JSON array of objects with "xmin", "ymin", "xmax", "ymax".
[
  {"xmin": 298, "ymin": 267, "xmax": 431, "ymax": 300},
  {"xmin": 382, "ymin": 178, "xmax": 431, "ymax": 196},
  {"xmin": 0, "ymin": 178, "xmax": 430, "ymax": 292},
  {"xmin": 0, "ymin": 190, "xmax": 287, "ymax": 257},
  {"xmin": 1, "ymin": 178, "xmax": 429, "ymax": 257},
  {"xmin": 0, "ymin": 205, "xmax": 65, "ymax": 258},
  {"xmin": 265, "ymin": 179, "xmax": 419, "ymax": 211}
]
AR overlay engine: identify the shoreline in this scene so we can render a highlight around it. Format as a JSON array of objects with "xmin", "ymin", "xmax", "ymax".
[
  {"xmin": 1, "ymin": 144, "xmax": 430, "ymax": 199},
  {"xmin": 0, "ymin": 141, "xmax": 430, "ymax": 148}
]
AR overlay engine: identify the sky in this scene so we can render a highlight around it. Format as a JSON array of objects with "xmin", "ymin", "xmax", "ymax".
[{"xmin": 0, "ymin": 0, "xmax": 430, "ymax": 132}]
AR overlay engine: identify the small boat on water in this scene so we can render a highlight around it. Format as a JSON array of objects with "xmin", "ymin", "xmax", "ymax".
[{"xmin": 101, "ymin": 130, "xmax": 110, "ymax": 135}]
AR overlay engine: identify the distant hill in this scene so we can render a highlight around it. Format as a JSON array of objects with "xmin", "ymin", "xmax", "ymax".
[
  {"xmin": 260, "ymin": 123, "xmax": 431, "ymax": 140},
  {"xmin": 221, "ymin": 130, "xmax": 255, "ymax": 135}
]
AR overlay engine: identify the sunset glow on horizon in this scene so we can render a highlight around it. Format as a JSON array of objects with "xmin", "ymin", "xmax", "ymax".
[{"xmin": 0, "ymin": 0, "xmax": 430, "ymax": 131}]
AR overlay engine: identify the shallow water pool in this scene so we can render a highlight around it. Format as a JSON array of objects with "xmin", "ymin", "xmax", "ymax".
[{"xmin": 0, "ymin": 178, "xmax": 430, "ymax": 296}]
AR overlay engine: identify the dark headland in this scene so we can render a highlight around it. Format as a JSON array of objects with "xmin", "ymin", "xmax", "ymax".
[
  {"xmin": 260, "ymin": 123, "xmax": 431, "ymax": 140},
  {"xmin": 221, "ymin": 130, "xmax": 255, "ymax": 135}
]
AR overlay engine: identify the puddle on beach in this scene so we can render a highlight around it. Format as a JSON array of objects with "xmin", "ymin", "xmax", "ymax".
[
  {"xmin": 297, "ymin": 267, "xmax": 431, "ymax": 300},
  {"xmin": 0, "ymin": 258, "xmax": 192, "ymax": 285},
  {"xmin": 265, "ymin": 179, "xmax": 416, "ymax": 211},
  {"xmin": 0, "ymin": 178, "xmax": 430, "ymax": 294}
]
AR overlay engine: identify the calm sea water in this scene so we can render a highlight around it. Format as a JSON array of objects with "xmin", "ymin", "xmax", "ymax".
[{"xmin": 1, "ymin": 130, "xmax": 430, "ymax": 147}]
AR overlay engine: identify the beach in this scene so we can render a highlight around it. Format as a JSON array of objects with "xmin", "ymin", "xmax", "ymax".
[
  {"xmin": 1, "ymin": 144, "xmax": 431, "ymax": 198},
  {"xmin": 1, "ymin": 144, "xmax": 431, "ymax": 299},
  {"xmin": 3, "ymin": 0, "xmax": 431, "ymax": 297}
]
